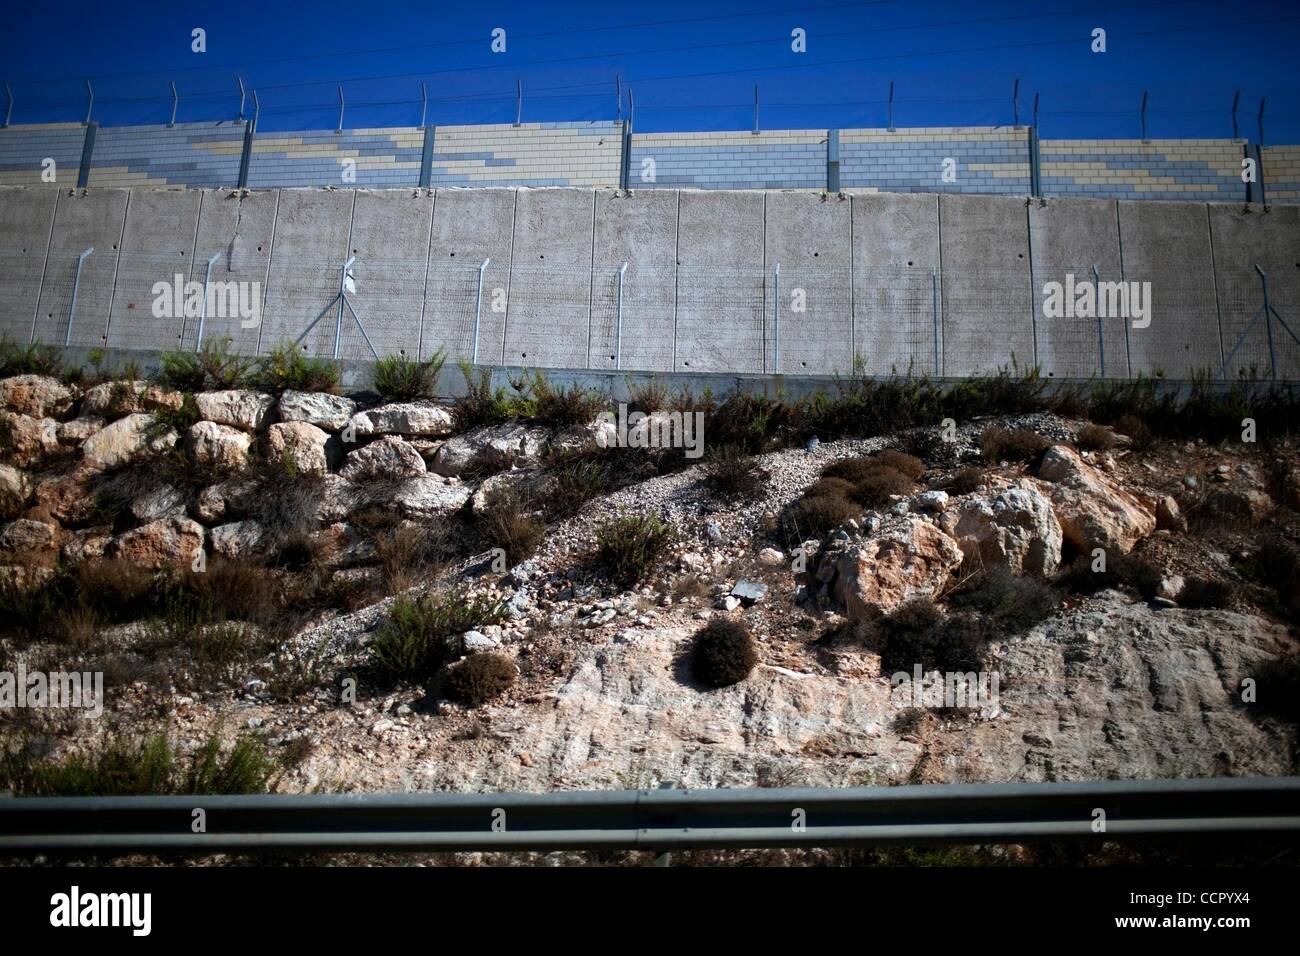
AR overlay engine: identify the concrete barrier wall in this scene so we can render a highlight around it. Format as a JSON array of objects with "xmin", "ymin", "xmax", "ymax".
[
  {"xmin": 0, "ymin": 123, "xmax": 86, "ymax": 187},
  {"xmin": 88, "ymin": 122, "xmax": 246, "ymax": 189},
  {"xmin": 841, "ymin": 127, "xmax": 1031, "ymax": 195},
  {"xmin": 1040, "ymin": 139, "xmax": 1246, "ymax": 202},
  {"xmin": 3, "ymin": 184, "xmax": 1299, "ymax": 381}
]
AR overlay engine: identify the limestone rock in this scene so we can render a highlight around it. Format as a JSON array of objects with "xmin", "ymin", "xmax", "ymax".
[
  {"xmin": 0, "ymin": 464, "xmax": 33, "ymax": 518},
  {"xmin": 266, "ymin": 421, "xmax": 330, "ymax": 476},
  {"xmin": 429, "ymin": 423, "xmax": 550, "ymax": 477},
  {"xmin": 1036, "ymin": 445, "xmax": 1155, "ymax": 554},
  {"xmin": 0, "ymin": 375, "xmax": 74, "ymax": 419},
  {"xmin": 186, "ymin": 421, "xmax": 252, "ymax": 472},
  {"xmin": 57, "ymin": 416, "xmax": 106, "ymax": 445},
  {"xmin": 347, "ymin": 402, "xmax": 453, "ymax": 439},
  {"xmin": 832, "ymin": 515, "xmax": 964, "ymax": 617},
  {"xmin": 194, "ymin": 477, "xmax": 259, "ymax": 524},
  {"xmin": 108, "ymin": 515, "xmax": 205, "ymax": 569},
  {"xmin": 130, "ymin": 484, "xmax": 186, "ymax": 523},
  {"xmin": 278, "ymin": 390, "xmax": 356, "ymax": 431},
  {"xmin": 194, "ymin": 390, "xmax": 276, "ymax": 431},
  {"xmin": 33, "ymin": 471, "xmax": 97, "ymax": 525},
  {"xmin": 944, "ymin": 481, "xmax": 1063, "ymax": 578},
  {"xmin": 0, "ymin": 518, "xmax": 58, "ymax": 553},
  {"xmin": 1, "ymin": 412, "xmax": 59, "ymax": 467},
  {"xmin": 339, "ymin": 435, "xmax": 426, "ymax": 482},
  {"xmin": 61, "ymin": 528, "xmax": 112, "ymax": 565},
  {"xmin": 82, "ymin": 414, "xmax": 176, "ymax": 471},
  {"xmin": 81, "ymin": 380, "xmax": 183, "ymax": 419},
  {"xmin": 391, "ymin": 474, "xmax": 472, "ymax": 519},
  {"xmin": 211, "ymin": 520, "xmax": 268, "ymax": 559}
]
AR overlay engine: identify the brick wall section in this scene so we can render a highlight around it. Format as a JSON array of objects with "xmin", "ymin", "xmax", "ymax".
[
  {"xmin": 1264, "ymin": 145, "xmax": 1300, "ymax": 202},
  {"xmin": 429, "ymin": 122, "xmax": 621, "ymax": 187},
  {"xmin": 840, "ymin": 127, "xmax": 1031, "ymax": 194},
  {"xmin": 627, "ymin": 130, "xmax": 825, "ymax": 189},
  {"xmin": 0, "ymin": 123, "xmax": 85, "ymax": 187},
  {"xmin": 1039, "ymin": 139, "xmax": 1246, "ymax": 201},
  {"xmin": 247, "ymin": 127, "xmax": 423, "ymax": 188},
  {"xmin": 86, "ymin": 122, "xmax": 246, "ymax": 188}
]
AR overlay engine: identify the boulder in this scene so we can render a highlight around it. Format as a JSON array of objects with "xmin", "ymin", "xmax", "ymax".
[
  {"xmin": 61, "ymin": 528, "xmax": 112, "ymax": 565},
  {"xmin": 210, "ymin": 520, "xmax": 268, "ymax": 559},
  {"xmin": 943, "ymin": 481, "xmax": 1063, "ymax": 578},
  {"xmin": 1, "ymin": 412, "xmax": 60, "ymax": 467},
  {"xmin": 194, "ymin": 390, "xmax": 276, "ymax": 431},
  {"xmin": 429, "ymin": 423, "xmax": 550, "ymax": 476},
  {"xmin": 1155, "ymin": 495, "xmax": 1187, "ymax": 532},
  {"xmin": 194, "ymin": 477, "xmax": 259, "ymax": 524},
  {"xmin": 0, "ymin": 375, "xmax": 74, "ymax": 419},
  {"xmin": 391, "ymin": 474, "xmax": 472, "ymax": 519},
  {"xmin": 551, "ymin": 419, "xmax": 616, "ymax": 455},
  {"xmin": 314, "ymin": 474, "xmax": 370, "ymax": 523},
  {"xmin": 831, "ymin": 515, "xmax": 964, "ymax": 618},
  {"xmin": 1202, "ymin": 488, "xmax": 1274, "ymax": 526},
  {"xmin": 82, "ymin": 414, "xmax": 176, "ymax": 471},
  {"xmin": 0, "ymin": 518, "xmax": 58, "ymax": 553},
  {"xmin": 0, "ymin": 464, "xmax": 32, "ymax": 518},
  {"xmin": 1036, "ymin": 445, "xmax": 1155, "ymax": 554},
  {"xmin": 57, "ymin": 415, "xmax": 106, "ymax": 445},
  {"xmin": 80, "ymin": 380, "xmax": 183, "ymax": 419},
  {"xmin": 346, "ymin": 402, "xmax": 454, "ymax": 439},
  {"xmin": 339, "ymin": 435, "xmax": 426, "ymax": 482},
  {"xmin": 186, "ymin": 421, "xmax": 252, "ymax": 472},
  {"xmin": 33, "ymin": 471, "xmax": 97, "ymax": 525},
  {"xmin": 130, "ymin": 484, "xmax": 187, "ymax": 523},
  {"xmin": 266, "ymin": 421, "xmax": 330, "ymax": 476},
  {"xmin": 278, "ymin": 390, "xmax": 356, "ymax": 431},
  {"xmin": 108, "ymin": 515, "xmax": 205, "ymax": 570},
  {"xmin": 0, "ymin": 565, "xmax": 55, "ymax": 591}
]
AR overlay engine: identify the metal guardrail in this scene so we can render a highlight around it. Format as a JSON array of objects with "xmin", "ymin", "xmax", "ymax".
[{"xmin": 2, "ymin": 778, "xmax": 1297, "ymax": 855}]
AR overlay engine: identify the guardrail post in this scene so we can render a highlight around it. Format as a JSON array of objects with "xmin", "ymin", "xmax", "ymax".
[
  {"xmin": 615, "ymin": 261, "xmax": 628, "ymax": 369},
  {"xmin": 195, "ymin": 251, "xmax": 222, "ymax": 351},
  {"xmin": 472, "ymin": 257, "xmax": 490, "ymax": 365},
  {"xmin": 1092, "ymin": 264, "xmax": 1104, "ymax": 377},
  {"xmin": 64, "ymin": 246, "xmax": 94, "ymax": 347}
]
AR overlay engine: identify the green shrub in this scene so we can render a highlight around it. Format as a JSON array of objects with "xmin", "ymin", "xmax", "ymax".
[
  {"xmin": 510, "ymin": 369, "xmax": 605, "ymax": 427},
  {"xmin": 159, "ymin": 337, "xmax": 255, "ymax": 392},
  {"xmin": 594, "ymin": 511, "xmax": 676, "ymax": 589},
  {"xmin": 370, "ymin": 589, "xmax": 505, "ymax": 681},
  {"xmin": 980, "ymin": 426, "xmax": 1051, "ymax": 463},
  {"xmin": 0, "ymin": 335, "xmax": 63, "ymax": 378},
  {"xmin": 702, "ymin": 445, "xmax": 770, "ymax": 502},
  {"xmin": 477, "ymin": 487, "xmax": 545, "ymax": 565},
  {"xmin": 692, "ymin": 618, "xmax": 758, "ymax": 687},
  {"xmin": 372, "ymin": 351, "xmax": 446, "ymax": 401},
  {"xmin": 454, "ymin": 362, "xmax": 517, "ymax": 429},
  {"xmin": 255, "ymin": 343, "xmax": 340, "ymax": 394},
  {"xmin": 445, "ymin": 652, "xmax": 516, "ymax": 706}
]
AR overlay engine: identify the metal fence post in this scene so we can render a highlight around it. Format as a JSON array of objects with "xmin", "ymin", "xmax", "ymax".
[
  {"xmin": 168, "ymin": 81, "xmax": 179, "ymax": 128},
  {"xmin": 195, "ymin": 251, "xmax": 221, "ymax": 352},
  {"xmin": 772, "ymin": 263, "xmax": 780, "ymax": 373},
  {"xmin": 1260, "ymin": 265, "xmax": 1278, "ymax": 382},
  {"xmin": 615, "ymin": 261, "xmax": 628, "ymax": 369},
  {"xmin": 931, "ymin": 266, "xmax": 940, "ymax": 376},
  {"xmin": 472, "ymin": 257, "xmax": 490, "ymax": 365},
  {"xmin": 333, "ymin": 256, "xmax": 354, "ymax": 360},
  {"xmin": 2, "ymin": 83, "xmax": 12, "ymax": 128},
  {"xmin": 64, "ymin": 246, "xmax": 93, "ymax": 347},
  {"xmin": 1092, "ymin": 264, "xmax": 1104, "ymax": 377}
]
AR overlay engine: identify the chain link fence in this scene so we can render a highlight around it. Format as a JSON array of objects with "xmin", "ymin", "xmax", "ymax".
[{"xmin": 1, "ymin": 248, "xmax": 1297, "ymax": 381}]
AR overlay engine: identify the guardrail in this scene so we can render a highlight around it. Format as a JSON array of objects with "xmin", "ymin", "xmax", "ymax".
[{"xmin": 3, "ymin": 778, "xmax": 1298, "ymax": 855}]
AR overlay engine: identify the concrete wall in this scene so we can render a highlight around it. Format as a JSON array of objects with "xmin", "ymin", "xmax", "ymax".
[
  {"xmin": 0, "ymin": 123, "xmax": 86, "ymax": 187},
  {"xmin": 842, "ymin": 127, "xmax": 1031, "ymax": 195},
  {"xmin": 88, "ymin": 122, "xmax": 246, "ymax": 188},
  {"xmin": 1, "ymin": 184, "xmax": 1298, "ymax": 381},
  {"xmin": 248, "ymin": 127, "xmax": 422, "ymax": 189},
  {"xmin": 1041, "ymin": 139, "xmax": 1246, "ymax": 202},
  {"xmin": 628, "ymin": 130, "xmax": 826, "ymax": 190}
]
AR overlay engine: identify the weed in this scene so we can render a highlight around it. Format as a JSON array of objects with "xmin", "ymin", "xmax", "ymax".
[
  {"xmin": 593, "ymin": 511, "xmax": 676, "ymax": 589},
  {"xmin": 372, "ymin": 351, "xmax": 446, "ymax": 401},
  {"xmin": 702, "ymin": 444, "xmax": 770, "ymax": 502},
  {"xmin": 444, "ymin": 652, "xmax": 517, "ymax": 705}
]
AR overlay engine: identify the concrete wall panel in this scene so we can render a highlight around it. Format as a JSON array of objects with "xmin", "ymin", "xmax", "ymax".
[
  {"xmin": 674, "ymin": 190, "xmax": 766, "ymax": 373},
  {"xmin": 0, "ymin": 188, "xmax": 58, "ymax": 342},
  {"xmin": 764, "ymin": 191, "xmax": 853, "ymax": 375},
  {"xmin": 939, "ymin": 193, "xmax": 1034, "ymax": 375},
  {"xmin": 422, "ymin": 188, "xmax": 515, "ymax": 363},
  {"xmin": 105, "ymin": 189, "xmax": 202, "ymax": 351},
  {"xmin": 1028, "ymin": 197, "xmax": 1126, "ymax": 378},
  {"xmin": 503, "ymin": 189, "xmax": 595, "ymax": 369},
  {"xmin": 851, "ymin": 192, "xmax": 940, "ymax": 375},
  {"xmin": 180, "ymin": 189, "xmax": 280, "ymax": 354},
  {"xmin": 342, "ymin": 189, "xmax": 434, "ymax": 360},
  {"xmin": 1118, "ymin": 201, "xmax": 1221, "ymax": 377},
  {"xmin": 257, "ymin": 189, "xmax": 355, "ymax": 356},
  {"xmin": 1208, "ymin": 204, "xmax": 1300, "ymax": 379},
  {"xmin": 32, "ymin": 189, "xmax": 129, "ymax": 348},
  {"xmin": 590, "ymin": 189, "xmax": 679, "ymax": 372}
]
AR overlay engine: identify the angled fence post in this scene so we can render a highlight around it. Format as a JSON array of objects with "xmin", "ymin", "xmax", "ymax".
[
  {"xmin": 333, "ymin": 257, "xmax": 353, "ymax": 359},
  {"xmin": 2, "ymin": 83, "xmax": 12, "ymax": 128},
  {"xmin": 1092, "ymin": 264, "xmax": 1104, "ymax": 377},
  {"xmin": 472, "ymin": 258, "xmax": 490, "ymax": 365},
  {"xmin": 1220, "ymin": 264, "xmax": 1300, "ymax": 382},
  {"xmin": 615, "ymin": 261, "xmax": 628, "ymax": 369},
  {"xmin": 168, "ymin": 81, "xmax": 179, "ymax": 128},
  {"xmin": 195, "ymin": 251, "xmax": 222, "ymax": 351},
  {"xmin": 64, "ymin": 247, "xmax": 94, "ymax": 347}
]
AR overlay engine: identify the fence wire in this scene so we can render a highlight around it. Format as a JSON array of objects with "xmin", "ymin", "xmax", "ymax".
[{"xmin": 0, "ymin": 248, "xmax": 1296, "ymax": 381}]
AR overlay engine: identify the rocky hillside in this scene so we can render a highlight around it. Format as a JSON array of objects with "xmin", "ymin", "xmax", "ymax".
[{"xmin": 1, "ymin": 367, "xmax": 1297, "ymax": 797}]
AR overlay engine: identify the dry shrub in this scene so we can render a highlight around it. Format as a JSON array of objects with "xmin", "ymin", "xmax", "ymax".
[
  {"xmin": 874, "ymin": 450, "xmax": 925, "ymax": 481},
  {"xmin": 804, "ymin": 476, "xmax": 857, "ymax": 500},
  {"xmin": 593, "ymin": 512, "xmax": 676, "ymax": 590},
  {"xmin": 1113, "ymin": 414, "xmax": 1154, "ymax": 450},
  {"xmin": 445, "ymin": 652, "xmax": 517, "ymax": 706},
  {"xmin": 692, "ymin": 618, "xmax": 758, "ymax": 687},
  {"xmin": 1177, "ymin": 576, "xmax": 1234, "ymax": 609},
  {"xmin": 784, "ymin": 493, "xmax": 859, "ymax": 539},
  {"xmin": 878, "ymin": 599, "xmax": 985, "ymax": 674},
  {"xmin": 477, "ymin": 488, "xmax": 545, "ymax": 565},
  {"xmin": 944, "ymin": 466, "xmax": 986, "ymax": 495},
  {"xmin": 702, "ymin": 445, "xmax": 770, "ymax": 502},
  {"xmin": 980, "ymin": 426, "xmax": 1050, "ymax": 463},
  {"xmin": 850, "ymin": 466, "xmax": 914, "ymax": 508},
  {"xmin": 1075, "ymin": 423, "xmax": 1116, "ymax": 451},
  {"xmin": 821, "ymin": 458, "xmax": 879, "ymax": 483}
]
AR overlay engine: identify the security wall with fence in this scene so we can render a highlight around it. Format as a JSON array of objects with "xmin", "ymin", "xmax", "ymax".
[
  {"xmin": 1, "ymin": 185, "xmax": 1297, "ymax": 381},
  {"xmin": 0, "ymin": 118, "xmax": 1294, "ymax": 203}
]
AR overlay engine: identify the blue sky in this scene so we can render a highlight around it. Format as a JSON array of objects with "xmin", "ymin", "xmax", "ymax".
[{"xmin": 2, "ymin": 0, "xmax": 1298, "ymax": 140}]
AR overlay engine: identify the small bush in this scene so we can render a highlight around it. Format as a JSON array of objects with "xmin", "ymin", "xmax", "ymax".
[
  {"xmin": 1177, "ymin": 576, "xmax": 1233, "ymax": 609},
  {"xmin": 1075, "ymin": 423, "xmax": 1116, "ymax": 452},
  {"xmin": 477, "ymin": 487, "xmax": 545, "ymax": 565},
  {"xmin": 255, "ymin": 343, "xmax": 340, "ymax": 394},
  {"xmin": 878, "ymin": 599, "xmax": 985, "ymax": 674},
  {"xmin": 692, "ymin": 618, "xmax": 759, "ymax": 687},
  {"xmin": 1056, "ymin": 551, "xmax": 1163, "ymax": 600},
  {"xmin": 874, "ymin": 450, "xmax": 925, "ymax": 481},
  {"xmin": 445, "ymin": 652, "xmax": 516, "ymax": 706},
  {"xmin": 850, "ymin": 466, "xmax": 915, "ymax": 508},
  {"xmin": 370, "ymin": 590, "xmax": 505, "ymax": 681},
  {"xmin": 1113, "ymin": 414, "xmax": 1154, "ymax": 450},
  {"xmin": 944, "ymin": 466, "xmax": 986, "ymax": 495},
  {"xmin": 948, "ymin": 567, "xmax": 1061, "ymax": 632},
  {"xmin": 821, "ymin": 457, "xmax": 879, "ymax": 483},
  {"xmin": 784, "ymin": 493, "xmax": 860, "ymax": 539},
  {"xmin": 980, "ymin": 426, "xmax": 1050, "ymax": 463},
  {"xmin": 593, "ymin": 511, "xmax": 676, "ymax": 589},
  {"xmin": 1250, "ymin": 540, "xmax": 1300, "ymax": 591},
  {"xmin": 159, "ymin": 337, "xmax": 255, "ymax": 392},
  {"xmin": 702, "ymin": 444, "xmax": 770, "ymax": 502},
  {"xmin": 0, "ymin": 335, "xmax": 63, "ymax": 378},
  {"xmin": 372, "ymin": 351, "xmax": 446, "ymax": 401},
  {"xmin": 454, "ymin": 362, "xmax": 517, "ymax": 429},
  {"xmin": 1251, "ymin": 654, "xmax": 1300, "ymax": 724},
  {"xmin": 510, "ymin": 369, "xmax": 606, "ymax": 427},
  {"xmin": 804, "ymin": 476, "xmax": 858, "ymax": 500},
  {"xmin": 543, "ymin": 448, "xmax": 618, "ymax": 519}
]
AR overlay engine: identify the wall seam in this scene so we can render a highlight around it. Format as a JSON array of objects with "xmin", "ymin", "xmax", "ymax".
[
  {"xmin": 28, "ymin": 189, "xmax": 59, "ymax": 344},
  {"xmin": 416, "ymin": 189, "xmax": 436, "ymax": 361},
  {"xmin": 100, "ymin": 190, "xmax": 131, "ymax": 346},
  {"xmin": 255, "ymin": 190, "xmax": 282, "ymax": 356}
]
